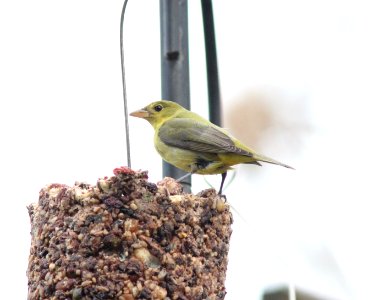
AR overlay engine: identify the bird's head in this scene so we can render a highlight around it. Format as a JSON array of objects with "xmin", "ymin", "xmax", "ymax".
[{"xmin": 130, "ymin": 100, "xmax": 184, "ymax": 128}]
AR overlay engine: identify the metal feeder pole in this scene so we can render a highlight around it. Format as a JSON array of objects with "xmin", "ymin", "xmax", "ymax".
[
  {"xmin": 160, "ymin": 0, "xmax": 191, "ymax": 192},
  {"xmin": 201, "ymin": 0, "xmax": 222, "ymax": 127},
  {"xmin": 160, "ymin": 0, "xmax": 221, "ymax": 193}
]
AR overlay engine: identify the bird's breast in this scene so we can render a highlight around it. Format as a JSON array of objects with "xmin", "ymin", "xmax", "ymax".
[{"xmin": 154, "ymin": 135, "xmax": 194, "ymax": 172}]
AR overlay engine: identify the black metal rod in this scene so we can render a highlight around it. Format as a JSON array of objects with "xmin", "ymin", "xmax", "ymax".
[
  {"xmin": 160, "ymin": 0, "xmax": 191, "ymax": 192},
  {"xmin": 201, "ymin": 0, "xmax": 222, "ymax": 126},
  {"xmin": 120, "ymin": 0, "xmax": 131, "ymax": 167}
]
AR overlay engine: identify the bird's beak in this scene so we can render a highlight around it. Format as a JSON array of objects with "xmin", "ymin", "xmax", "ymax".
[{"xmin": 129, "ymin": 108, "xmax": 150, "ymax": 118}]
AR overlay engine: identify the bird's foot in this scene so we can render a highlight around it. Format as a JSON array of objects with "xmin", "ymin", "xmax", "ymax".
[{"xmin": 218, "ymin": 193, "xmax": 227, "ymax": 202}]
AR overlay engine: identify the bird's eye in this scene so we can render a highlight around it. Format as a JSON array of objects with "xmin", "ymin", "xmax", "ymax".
[{"xmin": 154, "ymin": 104, "xmax": 163, "ymax": 112}]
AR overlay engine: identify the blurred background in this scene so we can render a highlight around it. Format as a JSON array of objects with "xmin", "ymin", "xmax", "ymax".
[{"xmin": 1, "ymin": 0, "xmax": 385, "ymax": 299}]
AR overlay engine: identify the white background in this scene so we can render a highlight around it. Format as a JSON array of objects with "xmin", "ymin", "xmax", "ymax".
[{"xmin": 1, "ymin": 1, "xmax": 385, "ymax": 299}]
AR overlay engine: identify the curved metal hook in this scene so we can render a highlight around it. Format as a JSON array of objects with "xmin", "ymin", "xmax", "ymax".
[{"xmin": 120, "ymin": 0, "xmax": 131, "ymax": 167}]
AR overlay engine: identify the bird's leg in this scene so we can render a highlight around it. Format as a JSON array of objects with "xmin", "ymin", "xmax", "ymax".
[
  {"xmin": 218, "ymin": 172, "xmax": 227, "ymax": 196},
  {"xmin": 175, "ymin": 172, "xmax": 192, "ymax": 183},
  {"xmin": 176, "ymin": 164, "xmax": 198, "ymax": 183}
]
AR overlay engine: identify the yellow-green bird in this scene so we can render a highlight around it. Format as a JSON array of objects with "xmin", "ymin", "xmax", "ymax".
[{"xmin": 130, "ymin": 100, "xmax": 293, "ymax": 195}]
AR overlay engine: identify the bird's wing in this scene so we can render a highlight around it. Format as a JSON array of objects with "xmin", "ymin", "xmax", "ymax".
[{"xmin": 158, "ymin": 118, "xmax": 253, "ymax": 156}]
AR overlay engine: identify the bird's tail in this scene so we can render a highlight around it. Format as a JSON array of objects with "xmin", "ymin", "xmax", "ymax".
[{"xmin": 246, "ymin": 154, "xmax": 294, "ymax": 169}]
